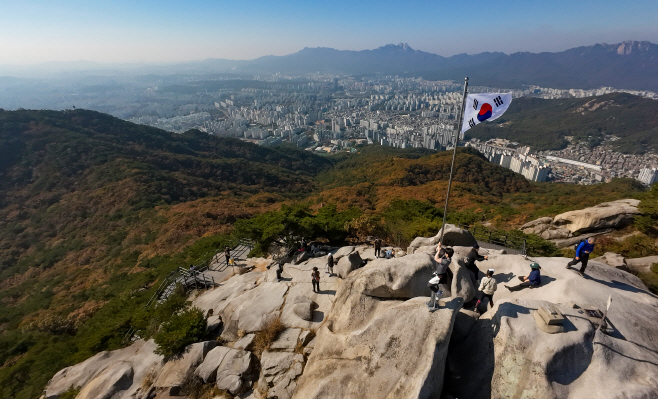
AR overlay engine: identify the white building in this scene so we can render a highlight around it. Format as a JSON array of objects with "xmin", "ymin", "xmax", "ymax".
[{"xmin": 638, "ymin": 168, "xmax": 658, "ymax": 185}]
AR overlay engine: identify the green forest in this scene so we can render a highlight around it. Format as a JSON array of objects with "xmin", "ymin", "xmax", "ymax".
[
  {"xmin": 465, "ymin": 93, "xmax": 658, "ymax": 153},
  {"xmin": 0, "ymin": 109, "xmax": 657, "ymax": 398}
]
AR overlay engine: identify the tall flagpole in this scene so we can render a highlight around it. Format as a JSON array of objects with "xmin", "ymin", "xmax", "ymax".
[{"xmin": 439, "ymin": 77, "xmax": 469, "ymax": 244}]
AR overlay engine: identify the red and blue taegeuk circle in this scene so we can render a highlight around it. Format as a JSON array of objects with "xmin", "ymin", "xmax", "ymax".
[{"xmin": 477, "ymin": 103, "xmax": 493, "ymax": 122}]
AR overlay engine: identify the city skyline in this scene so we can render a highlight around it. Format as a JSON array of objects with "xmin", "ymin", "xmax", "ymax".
[{"xmin": 1, "ymin": 0, "xmax": 658, "ymax": 65}]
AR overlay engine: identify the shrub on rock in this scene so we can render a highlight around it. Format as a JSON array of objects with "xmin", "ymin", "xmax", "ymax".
[{"xmin": 154, "ymin": 307, "xmax": 207, "ymax": 358}]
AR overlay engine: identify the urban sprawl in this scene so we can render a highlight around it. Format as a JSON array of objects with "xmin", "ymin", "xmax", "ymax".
[{"xmin": 124, "ymin": 75, "xmax": 658, "ymax": 186}]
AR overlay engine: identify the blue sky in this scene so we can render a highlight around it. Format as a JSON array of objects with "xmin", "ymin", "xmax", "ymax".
[{"xmin": 1, "ymin": 0, "xmax": 657, "ymax": 64}]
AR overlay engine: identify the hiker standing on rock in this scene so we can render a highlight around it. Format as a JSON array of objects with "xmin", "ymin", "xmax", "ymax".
[
  {"xmin": 374, "ymin": 238, "xmax": 382, "ymax": 258},
  {"xmin": 465, "ymin": 243, "xmax": 488, "ymax": 283},
  {"xmin": 312, "ymin": 267, "xmax": 321, "ymax": 293},
  {"xmin": 506, "ymin": 262, "xmax": 542, "ymax": 291},
  {"xmin": 566, "ymin": 237, "xmax": 595, "ymax": 276},
  {"xmin": 326, "ymin": 254, "xmax": 334, "ymax": 276},
  {"xmin": 224, "ymin": 246, "xmax": 231, "ymax": 266},
  {"xmin": 475, "ymin": 269, "xmax": 497, "ymax": 312}
]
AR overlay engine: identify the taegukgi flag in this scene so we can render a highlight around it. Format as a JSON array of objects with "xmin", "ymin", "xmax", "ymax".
[{"xmin": 460, "ymin": 93, "xmax": 512, "ymax": 135}]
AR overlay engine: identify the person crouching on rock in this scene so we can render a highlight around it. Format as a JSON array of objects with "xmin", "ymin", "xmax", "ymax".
[
  {"xmin": 427, "ymin": 272, "xmax": 442, "ymax": 310},
  {"xmin": 505, "ymin": 262, "xmax": 542, "ymax": 291},
  {"xmin": 475, "ymin": 269, "xmax": 497, "ymax": 312},
  {"xmin": 465, "ymin": 243, "xmax": 488, "ymax": 284},
  {"xmin": 312, "ymin": 267, "xmax": 320, "ymax": 293}
]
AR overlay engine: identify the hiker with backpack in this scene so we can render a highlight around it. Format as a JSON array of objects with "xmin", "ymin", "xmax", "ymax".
[
  {"xmin": 566, "ymin": 237, "xmax": 596, "ymax": 276},
  {"xmin": 505, "ymin": 262, "xmax": 542, "ymax": 291},
  {"xmin": 326, "ymin": 253, "xmax": 334, "ymax": 276},
  {"xmin": 312, "ymin": 267, "xmax": 321, "ymax": 293},
  {"xmin": 474, "ymin": 269, "xmax": 497, "ymax": 312}
]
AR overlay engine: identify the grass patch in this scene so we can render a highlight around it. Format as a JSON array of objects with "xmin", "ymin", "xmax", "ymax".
[{"xmin": 252, "ymin": 318, "xmax": 285, "ymax": 358}]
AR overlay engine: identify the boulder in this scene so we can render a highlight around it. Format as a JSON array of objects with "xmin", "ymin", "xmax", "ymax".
[
  {"xmin": 292, "ymin": 250, "xmax": 463, "ymax": 399},
  {"xmin": 450, "ymin": 256, "xmax": 478, "ymax": 303},
  {"xmin": 234, "ymin": 333, "xmax": 256, "ymax": 351},
  {"xmin": 332, "ymin": 246, "xmax": 355, "ymax": 261},
  {"xmin": 626, "ymin": 255, "xmax": 658, "ymax": 274},
  {"xmin": 195, "ymin": 346, "xmax": 255, "ymax": 394},
  {"xmin": 520, "ymin": 217, "xmax": 553, "ymax": 230},
  {"xmin": 44, "ymin": 340, "xmax": 163, "ymax": 399},
  {"xmin": 335, "ymin": 251, "xmax": 363, "ymax": 279},
  {"xmin": 259, "ymin": 351, "xmax": 305, "ymax": 399},
  {"xmin": 408, "ymin": 223, "xmax": 476, "ymax": 253},
  {"xmin": 153, "ymin": 341, "xmax": 217, "ymax": 389},
  {"xmin": 592, "ymin": 252, "xmax": 630, "ymax": 272},
  {"xmin": 270, "ymin": 328, "xmax": 302, "ymax": 350},
  {"xmin": 539, "ymin": 227, "xmax": 572, "ymax": 240},
  {"xmin": 291, "ymin": 296, "xmax": 314, "ymax": 321},
  {"xmin": 553, "ymin": 199, "xmax": 641, "ymax": 234},
  {"xmin": 218, "ymin": 282, "xmax": 289, "ymax": 340},
  {"xmin": 74, "ymin": 361, "xmax": 134, "ymax": 399},
  {"xmin": 356, "ymin": 253, "xmax": 437, "ymax": 299}
]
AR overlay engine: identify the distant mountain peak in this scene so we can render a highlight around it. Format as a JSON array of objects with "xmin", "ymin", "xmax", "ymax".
[
  {"xmin": 378, "ymin": 43, "xmax": 415, "ymax": 52},
  {"xmin": 614, "ymin": 40, "xmax": 654, "ymax": 55}
]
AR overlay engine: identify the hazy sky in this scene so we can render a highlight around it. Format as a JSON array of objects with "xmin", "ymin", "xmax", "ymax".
[{"xmin": 1, "ymin": 0, "xmax": 657, "ymax": 65}]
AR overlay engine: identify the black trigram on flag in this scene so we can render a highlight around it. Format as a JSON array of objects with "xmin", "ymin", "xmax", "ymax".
[
  {"xmin": 468, "ymin": 118, "xmax": 476, "ymax": 128},
  {"xmin": 473, "ymin": 98, "xmax": 479, "ymax": 110},
  {"xmin": 493, "ymin": 96, "xmax": 504, "ymax": 107}
]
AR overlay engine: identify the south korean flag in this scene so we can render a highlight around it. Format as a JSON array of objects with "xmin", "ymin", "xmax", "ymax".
[{"xmin": 460, "ymin": 93, "xmax": 512, "ymax": 136}]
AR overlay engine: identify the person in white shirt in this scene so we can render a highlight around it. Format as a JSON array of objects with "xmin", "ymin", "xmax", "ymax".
[
  {"xmin": 474, "ymin": 269, "xmax": 497, "ymax": 312},
  {"xmin": 427, "ymin": 272, "xmax": 442, "ymax": 310}
]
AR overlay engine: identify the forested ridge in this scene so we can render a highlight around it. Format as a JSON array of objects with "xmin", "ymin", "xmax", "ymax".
[
  {"xmin": 465, "ymin": 92, "xmax": 658, "ymax": 153},
  {"xmin": 0, "ymin": 109, "xmax": 655, "ymax": 399}
]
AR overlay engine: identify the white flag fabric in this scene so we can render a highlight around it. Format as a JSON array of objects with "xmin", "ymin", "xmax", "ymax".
[{"xmin": 460, "ymin": 93, "xmax": 512, "ymax": 135}]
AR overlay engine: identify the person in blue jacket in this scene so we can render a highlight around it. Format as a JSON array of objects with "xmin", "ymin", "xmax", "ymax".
[
  {"xmin": 505, "ymin": 262, "xmax": 542, "ymax": 291},
  {"xmin": 566, "ymin": 237, "xmax": 596, "ymax": 276}
]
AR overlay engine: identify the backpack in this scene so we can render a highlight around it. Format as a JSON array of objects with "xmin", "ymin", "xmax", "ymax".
[{"xmin": 574, "ymin": 239, "xmax": 587, "ymax": 251}]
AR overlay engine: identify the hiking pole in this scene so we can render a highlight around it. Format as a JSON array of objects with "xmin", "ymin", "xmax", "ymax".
[{"xmin": 439, "ymin": 77, "xmax": 469, "ymax": 244}]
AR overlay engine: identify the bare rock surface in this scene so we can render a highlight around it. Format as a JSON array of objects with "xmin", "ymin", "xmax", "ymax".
[
  {"xmin": 195, "ymin": 346, "xmax": 255, "ymax": 394},
  {"xmin": 335, "ymin": 251, "xmax": 363, "ymax": 279},
  {"xmin": 408, "ymin": 223, "xmax": 476, "ymax": 253},
  {"xmin": 552, "ymin": 199, "xmax": 641, "ymax": 233},
  {"xmin": 216, "ymin": 282, "xmax": 289, "ymax": 340},
  {"xmin": 592, "ymin": 252, "xmax": 629, "ymax": 271},
  {"xmin": 626, "ymin": 255, "xmax": 658, "ymax": 274},
  {"xmin": 270, "ymin": 328, "xmax": 302, "ymax": 350},
  {"xmin": 259, "ymin": 351, "xmax": 305, "ymax": 399},
  {"xmin": 443, "ymin": 251, "xmax": 658, "ymax": 399},
  {"xmin": 153, "ymin": 341, "xmax": 216, "ymax": 388},
  {"xmin": 293, "ymin": 251, "xmax": 464, "ymax": 399},
  {"xmin": 45, "ymin": 339, "xmax": 163, "ymax": 399}
]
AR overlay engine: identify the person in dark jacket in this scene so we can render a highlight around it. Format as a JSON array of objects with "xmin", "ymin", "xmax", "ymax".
[
  {"xmin": 566, "ymin": 237, "xmax": 595, "ymax": 276},
  {"xmin": 311, "ymin": 267, "xmax": 320, "ymax": 293},
  {"xmin": 224, "ymin": 246, "xmax": 231, "ymax": 266},
  {"xmin": 505, "ymin": 263, "xmax": 542, "ymax": 291},
  {"xmin": 465, "ymin": 243, "xmax": 488, "ymax": 283},
  {"xmin": 374, "ymin": 238, "xmax": 382, "ymax": 258},
  {"xmin": 326, "ymin": 254, "xmax": 334, "ymax": 275}
]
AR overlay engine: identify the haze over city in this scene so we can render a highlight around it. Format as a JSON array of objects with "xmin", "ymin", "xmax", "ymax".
[{"xmin": 2, "ymin": 0, "xmax": 658, "ymax": 65}]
